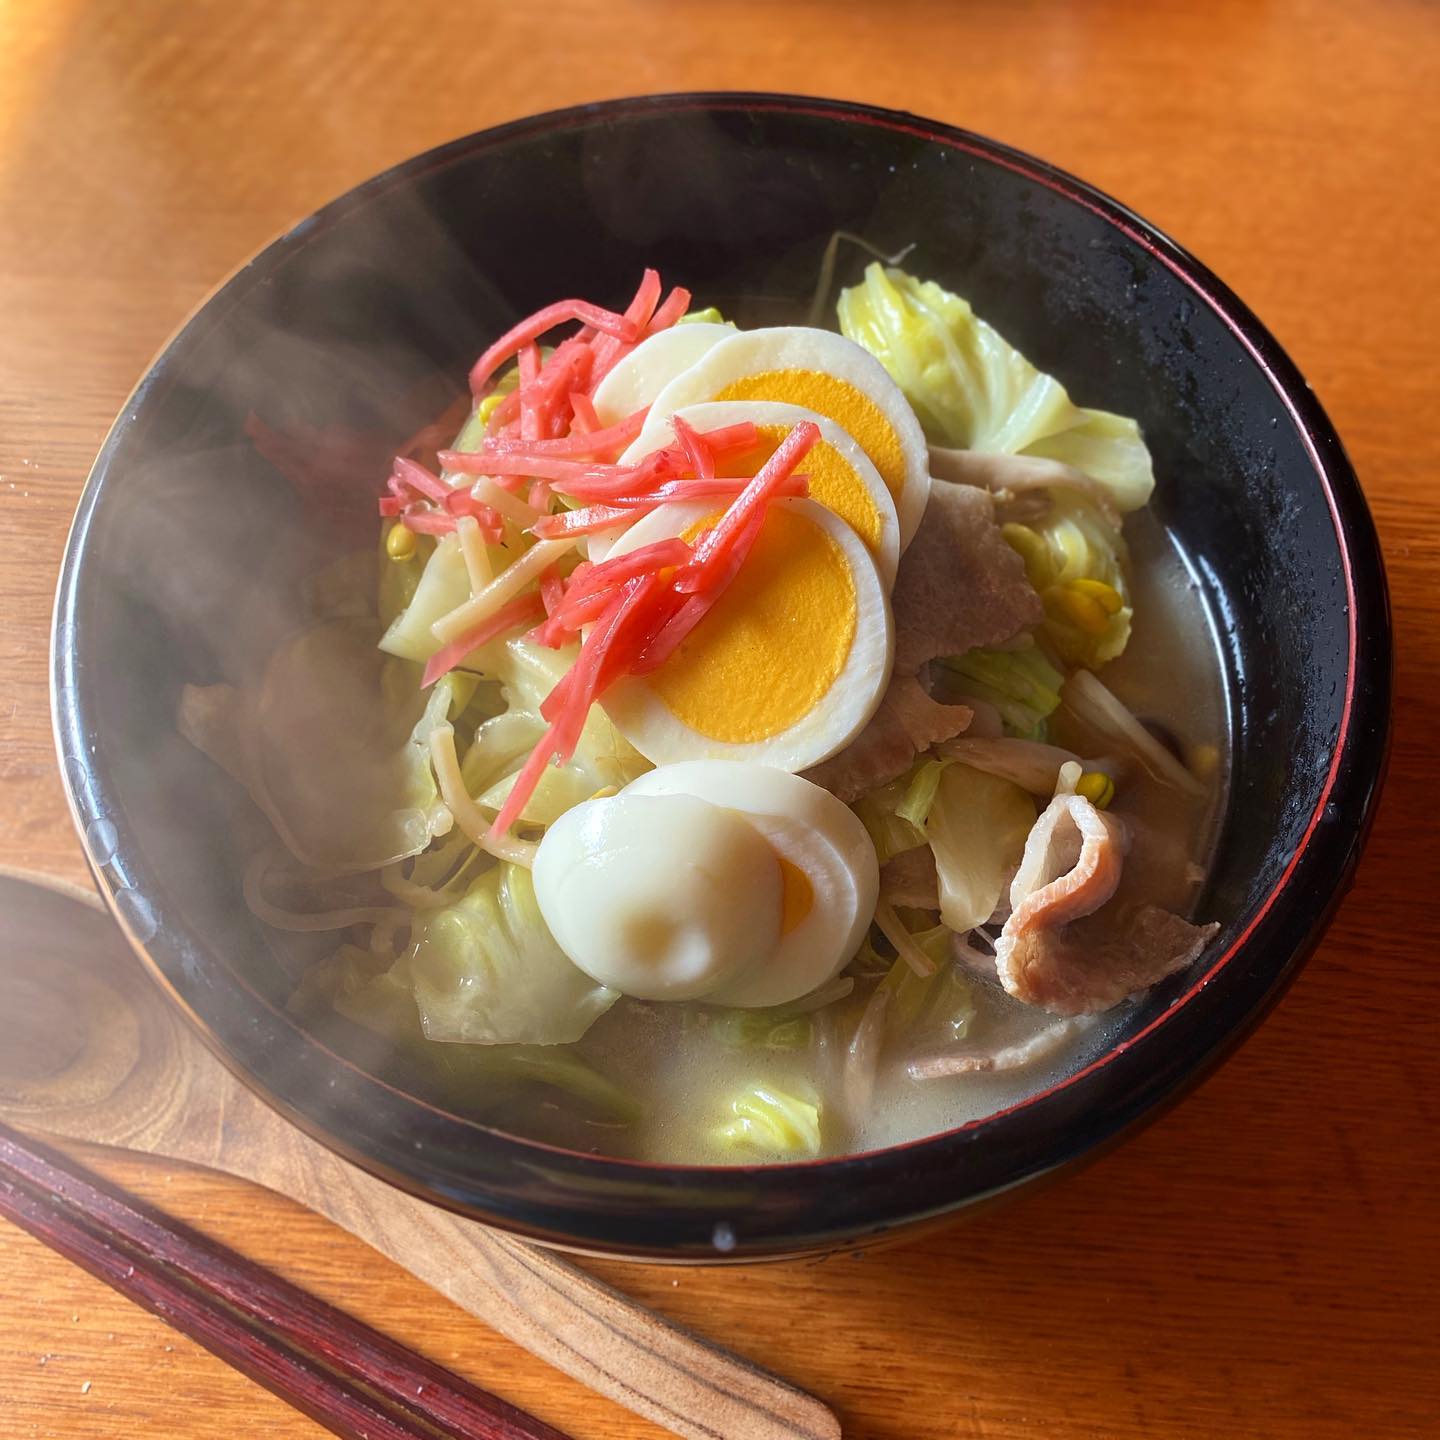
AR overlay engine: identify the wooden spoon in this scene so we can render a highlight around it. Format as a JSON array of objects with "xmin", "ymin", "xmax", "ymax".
[{"xmin": 0, "ymin": 868, "xmax": 839, "ymax": 1440}]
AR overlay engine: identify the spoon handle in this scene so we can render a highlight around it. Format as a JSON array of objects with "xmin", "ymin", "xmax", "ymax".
[{"xmin": 253, "ymin": 1127, "xmax": 840, "ymax": 1440}]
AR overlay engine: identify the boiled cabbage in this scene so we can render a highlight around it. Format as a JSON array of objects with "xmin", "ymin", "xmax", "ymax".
[
  {"xmin": 905, "ymin": 760, "xmax": 1037, "ymax": 933},
  {"xmin": 379, "ymin": 527, "xmax": 432, "ymax": 630},
  {"xmin": 378, "ymin": 531, "xmax": 473, "ymax": 664},
  {"xmin": 403, "ymin": 862, "xmax": 617, "ymax": 1045},
  {"xmin": 876, "ymin": 945, "xmax": 975, "ymax": 1043},
  {"xmin": 837, "ymin": 264, "xmax": 1155, "ymax": 512},
  {"xmin": 852, "ymin": 769, "xmax": 927, "ymax": 864},
  {"xmin": 463, "ymin": 635, "xmax": 651, "ymax": 826},
  {"xmin": 713, "ymin": 1083, "xmax": 821, "ymax": 1157},
  {"xmin": 940, "ymin": 641, "xmax": 1064, "ymax": 739},
  {"xmin": 294, "ymin": 941, "xmax": 636, "ymax": 1119},
  {"xmin": 710, "ymin": 1008, "xmax": 813, "ymax": 1052}
]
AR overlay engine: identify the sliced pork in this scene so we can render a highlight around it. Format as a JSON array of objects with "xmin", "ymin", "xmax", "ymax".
[
  {"xmin": 803, "ymin": 674, "xmax": 971, "ymax": 803},
  {"xmin": 927, "ymin": 447, "xmax": 1122, "ymax": 528},
  {"xmin": 879, "ymin": 844, "xmax": 939, "ymax": 911},
  {"xmin": 890, "ymin": 479, "xmax": 1042, "ymax": 674},
  {"xmin": 993, "ymin": 786, "xmax": 1218, "ymax": 1014},
  {"xmin": 907, "ymin": 1015, "xmax": 1097, "ymax": 1079}
]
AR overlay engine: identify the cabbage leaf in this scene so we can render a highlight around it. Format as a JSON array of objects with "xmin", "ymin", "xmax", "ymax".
[
  {"xmin": 403, "ymin": 862, "xmax": 617, "ymax": 1045},
  {"xmin": 940, "ymin": 640, "xmax": 1065, "ymax": 738},
  {"xmin": 378, "ymin": 532, "xmax": 474, "ymax": 665},
  {"xmin": 711, "ymin": 1010, "xmax": 813, "ymax": 1051},
  {"xmin": 379, "ymin": 527, "xmax": 432, "ymax": 630},
  {"xmin": 837, "ymin": 264, "xmax": 1155, "ymax": 512},
  {"xmin": 908, "ymin": 760, "xmax": 1037, "ymax": 933},
  {"xmin": 294, "ymin": 941, "xmax": 636, "ymax": 1119},
  {"xmin": 463, "ymin": 635, "xmax": 651, "ymax": 826},
  {"xmin": 713, "ymin": 1083, "xmax": 821, "ymax": 1158},
  {"xmin": 876, "ymin": 945, "xmax": 975, "ymax": 1042},
  {"xmin": 852, "ymin": 769, "xmax": 927, "ymax": 864}
]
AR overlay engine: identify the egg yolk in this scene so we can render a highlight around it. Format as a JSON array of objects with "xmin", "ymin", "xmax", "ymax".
[
  {"xmin": 716, "ymin": 370, "xmax": 906, "ymax": 509},
  {"xmin": 652, "ymin": 506, "xmax": 858, "ymax": 744},
  {"xmin": 716, "ymin": 424, "xmax": 883, "ymax": 561},
  {"xmin": 777, "ymin": 855, "xmax": 814, "ymax": 936}
]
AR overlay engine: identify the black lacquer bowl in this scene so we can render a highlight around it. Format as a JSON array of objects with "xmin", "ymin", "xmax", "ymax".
[{"xmin": 52, "ymin": 94, "xmax": 1391, "ymax": 1261}]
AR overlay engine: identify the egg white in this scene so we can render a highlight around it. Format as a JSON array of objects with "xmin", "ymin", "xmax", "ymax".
[
  {"xmin": 533, "ymin": 789, "xmax": 783, "ymax": 1001},
  {"xmin": 589, "ymin": 322, "xmax": 735, "ymax": 426},
  {"xmin": 642, "ymin": 326, "xmax": 932, "ymax": 550},
  {"xmin": 624, "ymin": 761, "xmax": 880, "ymax": 1007}
]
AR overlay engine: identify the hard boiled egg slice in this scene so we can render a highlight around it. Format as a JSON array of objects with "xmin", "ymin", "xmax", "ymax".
[
  {"xmin": 533, "ymin": 789, "xmax": 782, "ymax": 1001},
  {"xmin": 624, "ymin": 762, "xmax": 879, "ymax": 1007},
  {"xmin": 589, "ymin": 322, "xmax": 735, "ymax": 426},
  {"xmin": 621, "ymin": 401, "xmax": 901, "ymax": 588},
  {"xmin": 644, "ymin": 326, "xmax": 931, "ymax": 549},
  {"xmin": 601, "ymin": 497, "xmax": 894, "ymax": 772}
]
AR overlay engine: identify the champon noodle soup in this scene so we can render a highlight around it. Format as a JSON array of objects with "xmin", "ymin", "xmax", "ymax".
[{"xmin": 181, "ymin": 262, "xmax": 1229, "ymax": 1163}]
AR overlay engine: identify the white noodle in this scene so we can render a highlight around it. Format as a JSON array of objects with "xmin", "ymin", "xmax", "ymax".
[
  {"xmin": 242, "ymin": 852, "xmax": 407, "ymax": 933},
  {"xmin": 872, "ymin": 899, "xmax": 938, "ymax": 978},
  {"xmin": 843, "ymin": 984, "xmax": 890, "ymax": 1124},
  {"xmin": 787, "ymin": 976, "xmax": 856, "ymax": 1013},
  {"xmin": 432, "ymin": 538, "xmax": 574, "ymax": 644},
  {"xmin": 381, "ymin": 858, "xmax": 473, "ymax": 910},
  {"xmin": 428, "ymin": 724, "xmax": 537, "ymax": 867}
]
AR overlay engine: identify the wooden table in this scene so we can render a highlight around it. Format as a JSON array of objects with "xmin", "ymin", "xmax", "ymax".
[{"xmin": 2, "ymin": 1, "xmax": 1436, "ymax": 1435}]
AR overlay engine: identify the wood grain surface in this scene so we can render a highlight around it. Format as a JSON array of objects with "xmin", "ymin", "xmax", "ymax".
[
  {"xmin": 0, "ymin": 871, "xmax": 838, "ymax": 1440},
  {"xmin": 2, "ymin": 0, "xmax": 1436, "ymax": 1436}
]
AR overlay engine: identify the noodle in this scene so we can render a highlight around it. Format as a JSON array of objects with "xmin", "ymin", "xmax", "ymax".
[
  {"xmin": 242, "ymin": 852, "xmax": 408, "ymax": 933},
  {"xmin": 873, "ymin": 900, "xmax": 939, "ymax": 978},
  {"xmin": 428, "ymin": 724, "xmax": 538, "ymax": 867}
]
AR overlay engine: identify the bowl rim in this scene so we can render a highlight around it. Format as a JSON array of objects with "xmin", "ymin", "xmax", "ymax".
[{"xmin": 51, "ymin": 91, "xmax": 1392, "ymax": 1259}]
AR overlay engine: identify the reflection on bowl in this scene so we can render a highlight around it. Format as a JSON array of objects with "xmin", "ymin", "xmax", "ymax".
[{"xmin": 52, "ymin": 94, "xmax": 1389, "ymax": 1260}]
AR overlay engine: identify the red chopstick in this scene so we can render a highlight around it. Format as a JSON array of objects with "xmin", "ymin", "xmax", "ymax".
[{"xmin": 0, "ymin": 1123, "xmax": 570, "ymax": 1440}]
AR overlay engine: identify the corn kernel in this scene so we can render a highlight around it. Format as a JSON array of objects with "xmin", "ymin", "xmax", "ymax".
[
  {"xmin": 1048, "ymin": 585, "xmax": 1112, "ymax": 636},
  {"xmin": 1075, "ymin": 770, "xmax": 1116, "ymax": 809},
  {"xmin": 476, "ymin": 392, "xmax": 506, "ymax": 428},
  {"xmin": 386, "ymin": 524, "xmax": 417, "ymax": 560},
  {"xmin": 1067, "ymin": 578, "xmax": 1125, "ymax": 615},
  {"xmin": 1001, "ymin": 523, "xmax": 1048, "ymax": 582}
]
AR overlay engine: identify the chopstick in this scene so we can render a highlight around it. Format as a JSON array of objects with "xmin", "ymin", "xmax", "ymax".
[{"xmin": 0, "ymin": 1122, "xmax": 570, "ymax": 1440}]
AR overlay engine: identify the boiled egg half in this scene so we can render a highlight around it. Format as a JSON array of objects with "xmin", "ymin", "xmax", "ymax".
[
  {"xmin": 533, "ymin": 761, "xmax": 879, "ymax": 1007},
  {"xmin": 644, "ymin": 326, "xmax": 932, "ymax": 549},
  {"xmin": 600, "ymin": 496, "xmax": 893, "ymax": 772}
]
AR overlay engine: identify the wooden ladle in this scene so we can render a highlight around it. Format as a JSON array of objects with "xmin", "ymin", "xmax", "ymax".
[{"xmin": 0, "ymin": 868, "xmax": 838, "ymax": 1440}]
